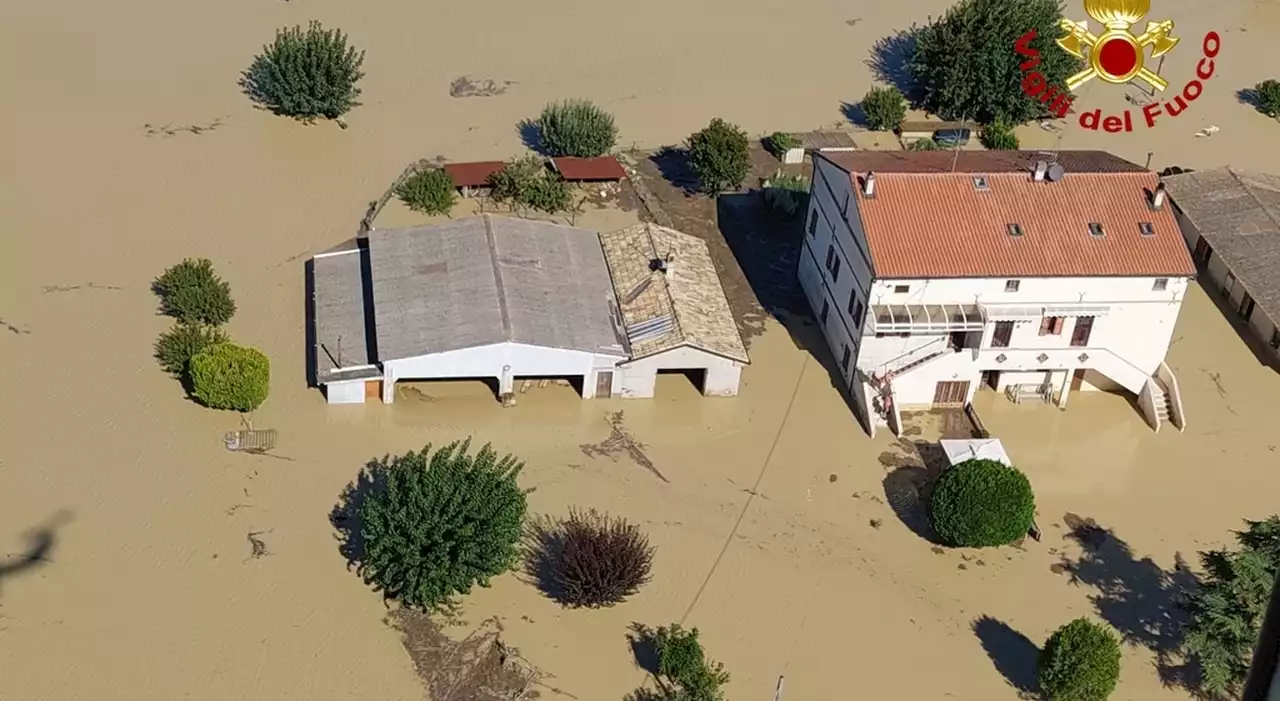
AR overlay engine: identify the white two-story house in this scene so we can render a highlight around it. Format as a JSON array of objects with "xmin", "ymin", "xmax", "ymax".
[{"xmin": 798, "ymin": 150, "xmax": 1196, "ymax": 436}]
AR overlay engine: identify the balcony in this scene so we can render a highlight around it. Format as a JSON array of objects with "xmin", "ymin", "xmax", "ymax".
[{"xmin": 868, "ymin": 303, "xmax": 986, "ymax": 334}]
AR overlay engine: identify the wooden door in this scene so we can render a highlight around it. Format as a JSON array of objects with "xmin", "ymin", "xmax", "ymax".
[
  {"xmin": 365, "ymin": 380, "xmax": 383, "ymax": 401},
  {"xmin": 932, "ymin": 381, "xmax": 969, "ymax": 408},
  {"xmin": 1240, "ymin": 293, "xmax": 1256, "ymax": 321},
  {"xmin": 1070, "ymin": 316, "xmax": 1094, "ymax": 347},
  {"xmin": 595, "ymin": 371, "xmax": 613, "ymax": 399},
  {"xmin": 1193, "ymin": 237, "xmax": 1213, "ymax": 266},
  {"xmin": 1071, "ymin": 369, "xmax": 1086, "ymax": 391},
  {"xmin": 991, "ymin": 321, "xmax": 1014, "ymax": 348}
]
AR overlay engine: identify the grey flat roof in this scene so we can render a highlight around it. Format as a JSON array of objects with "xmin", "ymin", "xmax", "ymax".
[
  {"xmin": 312, "ymin": 240, "xmax": 373, "ymax": 377},
  {"xmin": 366, "ymin": 215, "xmax": 627, "ymax": 361},
  {"xmin": 1164, "ymin": 167, "xmax": 1280, "ymax": 321}
]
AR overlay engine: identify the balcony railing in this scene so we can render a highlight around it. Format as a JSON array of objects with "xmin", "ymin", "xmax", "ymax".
[{"xmin": 869, "ymin": 303, "xmax": 986, "ymax": 333}]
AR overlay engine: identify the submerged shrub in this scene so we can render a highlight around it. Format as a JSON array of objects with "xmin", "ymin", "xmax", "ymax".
[
  {"xmin": 353, "ymin": 441, "xmax": 527, "ymax": 610},
  {"xmin": 929, "ymin": 458, "xmax": 1035, "ymax": 547},
  {"xmin": 155, "ymin": 322, "xmax": 229, "ymax": 378},
  {"xmin": 189, "ymin": 343, "xmax": 270, "ymax": 411},
  {"xmin": 763, "ymin": 172, "xmax": 809, "ymax": 216},
  {"xmin": 653, "ymin": 624, "xmax": 731, "ymax": 700},
  {"xmin": 908, "ymin": 138, "xmax": 941, "ymax": 150},
  {"xmin": 1255, "ymin": 79, "xmax": 1280, "ymax": 118},
  {"xmin": 861, "ymin": 85, "xmax": 907, "ymax": 131},
  {"xmin": 535, "ymin": 99, "xmax": 618, "ymax": 157},
  {"xmin": 1038, "ymin": 618, "xmax": 1122, "ymax": 701},
  {"xmin": 396, "ymin": 168, "xmax": 457, "ymax": 216},
  {"xmin": 766, "ymin": 131, "xmax": 798, "ymax": 157},
  {"xmin": 980, "ymin": 118, "xmax": 1020, "ymax": 150},
  {"xmin": 687, "ymin": 118, "xmax": 751, "ymax": 195},
  {"xmin": 529, "ymin": 508, "xmax": 654, "ymax": 608},
  {"xmin": 152, "ymin": 258, "xmax": 236, "ymax": 326},
  {"xmin": 488, "ymin": 155, "xmax": 572, "ymax": 214},
  {"xmin": 241, "ymin": 21, "xmax": 366, "ymax": 121}
]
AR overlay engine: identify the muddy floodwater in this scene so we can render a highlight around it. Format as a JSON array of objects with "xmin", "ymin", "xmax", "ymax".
[{"xmin": 3, "ymin": 0, "xmax": 1280, "ymax": 698}]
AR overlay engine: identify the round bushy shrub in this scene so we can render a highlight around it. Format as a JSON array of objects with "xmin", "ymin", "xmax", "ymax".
[
  {"xmin": 766, "ymin": 131, "xmax": 798, "ymax": 158},
  {"xmin": 189, "ymin": 343, "xmax": 270, "ymax": 411},
  {"xmin": 908, "ymin": 138, "xmax": 941, "ymax": 150},
  {"xmin": 1255, "ymin": 79, "xmax": 1280, "ymax": 118},
  {"xmin": 152, "ymin": 258, "xmax": 236, "ymax": 326},
  {"xmin": 242, "ymin": 21, "xmax": 366, "ymax": 121},
  {"xmin": 396, "ymin": 168, "xmax": 457, "ymax": 215},
  {"xmin": 535, "ymin": 99, "xmax": 618, "ymax": 157},
  {"xmin": 653, "ymin": 624, "xmax": 731, "ymax": 700},
  {"xmin": 354, "ymin": 441, "xmax": 527, "ymax": 610},
  {"xmin": 980, "ymin": 119, "xmax": 1020, "ymax": 150},
  {"xmin": 861, "ymin": 85, "xmax": 907, "ymax": 131},
  {"xmin": 530, "ymin": 508, "xmax": 655, "ymax": 608},
  {"xmin": 1038, "ymin": 618, "xmax": 1122, "ymax": 701},
  {"xmin": 155, "ymin": 322, "xmax": 229, "ymax": 378},
  {"xmin": 687, "ymin": 118, "xmax": 751, "ymax": 195},
  {"xmin": 928, "ymin": 458, "xmax": 1035, "ymax": 547}
]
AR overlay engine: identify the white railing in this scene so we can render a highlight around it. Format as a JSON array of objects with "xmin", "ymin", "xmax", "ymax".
[
  {"xmin": 874, "ymin": 336, "xmax": 952, "ymax": 377},
  {"xmin": 975, "ymin": 346, "xmax": 1150, "ymax": 394}
]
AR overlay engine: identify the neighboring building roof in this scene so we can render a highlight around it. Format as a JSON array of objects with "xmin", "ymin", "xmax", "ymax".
[
  {"xmin": 598, "ymin": 223, "xmax": 750, "ymax": 364},
  {"xmin": 551, "ymin": 156, "xmax": 626, "ymax": 181},
  {"xmin": 795, "ymin": 130, "xmax": 857, "ymax": 150},
  {"xmin": 441, "ymin": 161, "xmax": 506, "ymax": 188},
  {"xmin": 898, "ymin": 121, "xmax": 970, "ymax": 135},
  {"xmin": 820, "ymin": 149, "xmax": 1146, "ymax": 175},
  {"xmin": 366, "ymin": 215, "xmax": 627, "ymax": 361},
  {"xmin": 1164, "ymin": 167, "xmax": 1280, "ymax": 321},
  {"xmin": 312, "ymin": 239, "xmax": 379, "ymax": 380},
  {"xmin": 816, "ymin": 151, "xmax": 1195, "ymax": 279}
]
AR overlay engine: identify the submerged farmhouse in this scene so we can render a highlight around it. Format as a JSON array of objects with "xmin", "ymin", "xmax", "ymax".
[
  {"xmin": 798, "ymin": 150, "xmax": 1196, "ymax": 436},
  {"xmin": 310, "ymin": 216, "xmax": 747, "ymax": 404}
]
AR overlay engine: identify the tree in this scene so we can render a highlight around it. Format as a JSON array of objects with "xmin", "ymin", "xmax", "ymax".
[
  {"xmin": 1037, "ymin": 618, "xmax": 1122, "ymax": 701},
  {"xmin": 241, "ymin": 21, "xmax": 366, "ymax": 121},
  {"xmin": 535, "ymin": 99, "xmax": 618, "ymax": 157},
  {"xmin": 354, "ymin": 441, "xmax": 527, "ymax": 610},
  {"xmin": 152, "ymin": 258, "xmax": 236, "ymax": 326},
  {"xmin": 762, "ymin": 171, "xmax": 809, "ymax": 217},
  {"xmin": 686, "ymin": 118, "xmax": 751, "ymax": 196},
  {"xmin": 980, "ymin": 118, "xmax": 1020, "ymax": 149},
  {"xmin": 907, "ymin": 0, "xmax": 1080, "ymax": 124},
  {"xmin": 523, "ymin": 174, "xmax": 573, "ymax": 214},
  {"xmin": 189, "ymin": 343, "xmax": 270, "ymax": 411},
  {"xmin": 155, "ymin": 322, "xmax": 229, "ymax": 378},
  {"xmin": 908, "ymin": 138, "xmax": 940, "ymax": 150},
  {"xmin": 861, "ymin": 85, "xmax": 907, "ymax": 131},
  {"xmin": 1254, "ymin": 79, "xmax": 1280, "ymax": 118},
  {"xmin": 653, "ymin": 624, "xmax": 730, "ymax": 701},
  {"xmin": 396, "ymin": 167, "xmax": 457, "ymax": 216},
  {"xmin": 527, "ymin": 508, "xmax": 654, "ymax": 608},
  {"xmin": 488, "ymin": 155, "xmax": 573, "ymax": 215},
  {"xmin": 1181, "ymin": 516, "xmax": 1280, "ymax": 696},
  {"xmin": 928, "ymin": 458, "xmax": 1035, "ymax": 547},
  {"xmin": 765, "ymin": 131, "xmax": 798, "ymax": 159}
]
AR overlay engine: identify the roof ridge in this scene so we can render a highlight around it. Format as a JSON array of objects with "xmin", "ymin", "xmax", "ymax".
[
  {"xmin": 1231, "ymin": 168, "xmax": 1280, "ymax": 234},
  {"xmin": 482, "ymin": 214, "xmax": 514, "ymax": 341},
  {"xmin": 647, "ymin": 224, "xmax": 690, "ymax": 346}
]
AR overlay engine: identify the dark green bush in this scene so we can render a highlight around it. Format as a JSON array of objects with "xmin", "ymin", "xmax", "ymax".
[
  {"xmin": 766, "ymin": 131, "xmax": 798, "ymax": 157},
  {"xmin": 488, "ymin": 155, "xmax": 573, "ymax": 214},
  {"xmin": 189, "ymin": 343, "xmax": 270, "ymax": 411},
  {"xmin": 861, "ymin": 86, "xmax": 907, "ymax": 131},
  {"xmin": 155, "ymin": 322, "xmax": 229, "ymax": 378},
  {"xmin": 523, "ymin": 175, "xmax": 573, "ymax": 214},
  {"xmin": 763, "ymin": 172, "xmax": 809, "ymax": 216},
  {"xmin": 352, "ymin": 440, "xmax": 527, "ymax": 610},
  {"xmin": 687, "ymin": 118, "xmax": 751, "ymax": 195},
  {"xmin": 980, "ymin": 119, "xmax": 1020, "ymax": 150},
  {"xmin": 928, "ymin": 458, "xmax": 1035, "ymax": 547},
  {"xmin": 1037, "ymin": 618, "xmax": 1122, "ymax": 701},
  {"xmin": 396, "ymin": 168, "xmax": 457, "ymax": 215},
  {"xmin": 653, "ymin": 624, "xmax": 730, "ymax": 700},
  {"xmin": 1255, "ymin": 79, "xmax": 1280, "ymax": 118},
  {"xmin": 908, "ymin": 138, "xmax": 940, "ymax": 150},
  {"xmin": 152, "ymin": 258, "xmax": 236, "ymax": 326},
  {"xmin": 241, "ymin": 21, "xmax": 366, "ymax": 121},
  {"xmin": 535, "ymin": 99, "xmax": 617, "ymax": 157}
]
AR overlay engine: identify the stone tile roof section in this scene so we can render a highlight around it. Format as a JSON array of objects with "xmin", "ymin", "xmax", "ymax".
[
  {"xmin": 366, "ymin": 215, "xmax": 627, "ymax": 361},
  {"xmin": 820, "ymin": 149, "xmax": 1146, "ymax": 175},
  {"xmin": 598, "ymin": 223, "xmax": 750, "ymax": 364},
  {"xmin": 1164, "ymin": 167, "xmax": 1280, "ymax": 321},
  {"xmin": 817, "ymin": 152, "xmax": 1194, "ymax": 279},
  {"xmin": 312, "ymin": 240, "xmax": 374, "ymax": 377}
]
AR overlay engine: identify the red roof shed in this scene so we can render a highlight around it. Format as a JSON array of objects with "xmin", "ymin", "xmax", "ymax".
[
  {"xmin": 550, "ymin": 156, "xmax": 626, "ymax": 182},
  {"xmin": 442, "ymin": 161, "xmax": 506, "ymax": 189}
]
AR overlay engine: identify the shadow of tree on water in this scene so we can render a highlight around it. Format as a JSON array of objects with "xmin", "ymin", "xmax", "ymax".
[{"xmin": 973, "ymin": 615, "xmax": 1040, "ymax": 697}]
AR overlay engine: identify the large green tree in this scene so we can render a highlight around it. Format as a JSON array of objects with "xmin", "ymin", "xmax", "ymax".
[
  {"xmin": 354, "ymin": 440, "xmax": 528, "ymax": 610},
  {"xmin": 1182, "ymin": 517, "xmax": 1280, "ymax": 697},
  {"xmin": 907, "ymin": 0, "xmax": 1080, "ymax": 124}
]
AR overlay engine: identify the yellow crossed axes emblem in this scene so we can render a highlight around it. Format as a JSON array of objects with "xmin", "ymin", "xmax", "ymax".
[{"xmin": 1056, "ymin": 0, "xmax": 1180, "ymax": 91}]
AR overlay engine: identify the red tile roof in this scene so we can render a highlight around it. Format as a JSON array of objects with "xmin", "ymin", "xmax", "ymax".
[
  {"xmin": 819, "ymin": 153, "xmax": 1194, "ymax": 279},
  {"xmin": 821, "ymin": 150, "xmax": 1147, "ymax": 174},
  {"xmin": 551, "ymin": 156, "xmax": 627, "ymax": 181},
  {"xmin": 441, "ymin": 161, "xmax": 506, "ymax": 188}
]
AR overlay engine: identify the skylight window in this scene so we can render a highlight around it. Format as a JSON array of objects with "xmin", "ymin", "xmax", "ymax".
[
  {"xmin": 973, "ymin": 176, "xmax": 990, "ymax": 191},
  {"xmin": 1088, "ymin": 222, "xmax": 1105, "ymax": 238},
  {"xmin": 1139, "ymin": 222, "xmax": 1155, "ymax": 236},
  {"xmin": 1007, "ymin": 223, "xmax": 1024, "ymax": 237}
]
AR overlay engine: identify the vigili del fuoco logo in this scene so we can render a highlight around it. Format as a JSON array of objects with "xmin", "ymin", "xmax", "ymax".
[{"xmin": 1014, "ymin": 0, "xmax": 1221, "ymax": 132}]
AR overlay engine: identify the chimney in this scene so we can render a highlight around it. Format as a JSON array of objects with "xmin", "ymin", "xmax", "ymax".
[
  {"xmin": 1033, "ymin": 160, "xmax": 1048, "ymax": 182},
  {"xmin": 863, "ymin": 171, "xmax": 876, "ymax": 198},
  {"xmin": 1151, "ymin": 182, "xmax": 1167, "ymax": 210},
  {"xmin": 649, "ymin": 258, "xmax": 667, "ymax": 273}
]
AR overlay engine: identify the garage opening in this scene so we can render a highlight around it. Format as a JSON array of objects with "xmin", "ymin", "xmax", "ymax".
[
  {"xmin": 656, "ymin": 368, "xmax": 707, "ymax": 395},
  {"xmin": 393, "ymin": 377, "xmax": 502, "ymax": 403},
  {"xmin": 512, "ymin": 375, "xmax": 586, "ymax": 398}
]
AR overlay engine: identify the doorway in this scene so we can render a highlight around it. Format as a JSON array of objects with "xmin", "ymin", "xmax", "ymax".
[
  {"xmin": 595, "ymin": 371, "xmax": 613, "ymax": 399},
  {"xmin": 1071, "ymin": 369, "xmax": 1086, "ymax": 391},
  {"xmin": 982, "ymin": 371, "xmax": 1000, "ymax": 391},
  {"xmin": 1193, "ymin": 237, "xmax": 1213, "ymax": 266},
  {"xmin": 365, "ymin": 380, "xmax": 383, "ymax": 402},
  {"xmin": 1240, "ymin": 293, "xmax": 1256, "ymax": 322},
  {"xmin": 933, "ymin": 381, "xmax": 970, "ymax": 408},
  {"xmin": 1070, "ymin": 316, "xmax": 1094, "ymax": 347}
]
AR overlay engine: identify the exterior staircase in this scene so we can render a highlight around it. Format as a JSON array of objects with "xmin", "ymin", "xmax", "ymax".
[{"xmin": 868, "ymin": 339, "xmax": 958, "ymax": 436}]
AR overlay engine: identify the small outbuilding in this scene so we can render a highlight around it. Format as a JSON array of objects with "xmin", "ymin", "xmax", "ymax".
[
  {"xmin": 598, "ymin": 224, "xmax": 750, "ymax": 397},
  {"xmin": 939, "ymin": 438, "xmax": 1012, "ymax": 468}
]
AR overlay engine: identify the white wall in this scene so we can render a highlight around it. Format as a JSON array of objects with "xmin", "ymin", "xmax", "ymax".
[
  {"xmin": 383, "ymin": 342, "xmax": 625, "ymax": 403},
  {"xmin": 325, "ymin": 380, "xmax": 367, "ymax": 404},
  {"xmin": 618, "ymin": 346, "xmax": 743, "ymax": 398}
]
